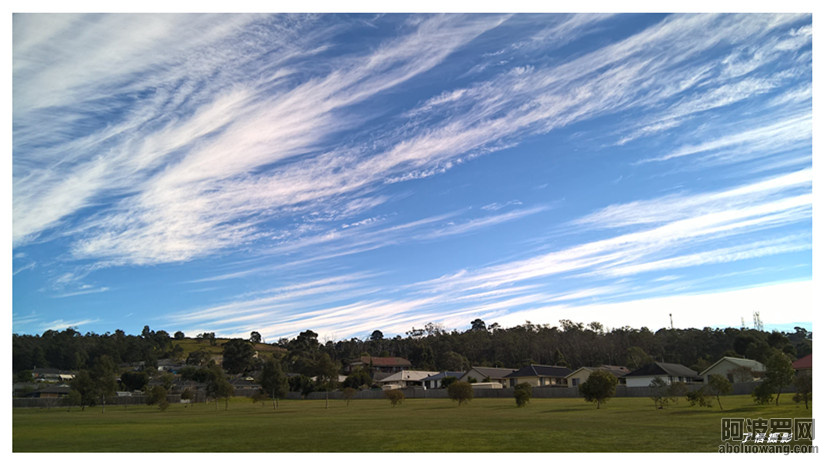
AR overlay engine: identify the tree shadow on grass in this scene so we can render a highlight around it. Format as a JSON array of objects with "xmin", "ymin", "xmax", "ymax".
[{"xmin": 538, "ymin": 406, "xmax": 593, "ymax": 413}]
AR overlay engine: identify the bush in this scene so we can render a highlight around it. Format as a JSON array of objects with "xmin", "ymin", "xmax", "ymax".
[
  {"xmin": 342, "ymin": 387, "xmax": 357, "ymax": 406},
  {"xmin": 649, "ymin": 377, "xmax": 670, "ymax": 409},
  {"xmin": 146, "ymin": 385, "xmax": 168, "ymax": 410},
  {"xmin": 447, "ymin": 381, "xmax": 473, "ymax": 406},
  {"xmin": 514, "ymin": 383, "xmax": 532, "ymax": 407},
  {"xmin": 686, "ymin": 388, "xmax": 712, "ymax": 407},
  {"xmin": 752, "ymin": 381, "xmax": 774, "ymax": 405},
  {"xmin": 384, "ymin": 389, "xmax": 404, "ymax": 406},
  {"xmin": 668, "ymin": 381, "xmax": 688, "ymax": 404},
  {"xmin": 707, "ymin": 374, "xmax": 732, "ymax": 410}
]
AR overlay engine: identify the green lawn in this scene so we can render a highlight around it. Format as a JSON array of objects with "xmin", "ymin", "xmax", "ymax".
[{"xmin": 13, "ymin": 395, "xmax": 813, "ymax": 452}]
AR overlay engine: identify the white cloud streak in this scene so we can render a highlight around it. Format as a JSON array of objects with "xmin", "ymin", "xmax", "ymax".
[{"xmin": 15, "ymin": 14, "xmax": 810, "ymax": 266}]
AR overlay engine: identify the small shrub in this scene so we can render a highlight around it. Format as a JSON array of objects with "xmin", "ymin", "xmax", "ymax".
[
  {"xmin": 342, "ymin": 387, "xmax": 357, "ymax": 406},
  {"xmin": 146, "ymin": 385, "xmax": 167, "ymax": 406},
  {"xmin": 384, "ymin": 389, "xmax": 404, "ymax": 406},
  {"xmin": 514, "ymin": 383, "xmax": 532, "ymax": 407},
  {"xmin": 447, "ymin": 381, "xmax": 473, "ymax": 406},
  {"xmin": 668, "ymin": 381, "xmax": 688, "ymax": 404},
  {"xmin": 649, "ymin": 377, "xmax": 670, "ymax": 409},
  {"xmin": 752, "ymin": 381, "xmax": 774, "ymax": 405},
  {"xmin": 686, "ymin": 388, "xmax": 712, "ymax": 408}
]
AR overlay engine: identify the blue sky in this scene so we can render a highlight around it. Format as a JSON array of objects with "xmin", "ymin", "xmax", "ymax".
[{"xmin": 12, "ymin": 13, "xmax": 813, "ymax": 341}]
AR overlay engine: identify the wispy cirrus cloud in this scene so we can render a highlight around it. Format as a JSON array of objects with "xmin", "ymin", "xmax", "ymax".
[
  {"xmin": 416, "ymin": 170, "xmax": 811, "ymax": 294},
  {"xmin": 16, "ymin": 13, "xmax": 810, "ymax": 266},
  {"xmin": 13, "ymin": 14, "xmax": 811, "ymax": 339}
]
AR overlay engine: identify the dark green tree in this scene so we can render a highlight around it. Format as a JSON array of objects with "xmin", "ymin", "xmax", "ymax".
[
  {"xmin": 250, "ymin": 331, "xmax": 262, "ymax": 344},
  {"xmin": 792, "ymin": 372, "xmax": 812, "ymax": 409},
  {"xmin": 146, "ymin": 385, "xmax": 168, "ymax": 410},
  {"xmin": 470, "ymin": 319, "xmax": 486, "ymax": 331},
  {"xmin": 763, "ymin": 350, "xmax": 795, "ymax": 406},
  {"xmin": 120, "ymin": 371, "xmax": 149, "ymax": 391},
  {"xmin": 16, "ymin": 370, "xmax": 33, "ymax": 383},
  {"xmin": 626, "ymin": 346, "xmax": 653, "ymax": 369},
  {"xmin": 314, "ymin": 352, "xmax": 339, "ymax": 409},
  {"xmin": 89, "ymin": 355, "xmax": 118, "ymax": 413},
  {"xmin": 258, "ymin": 357, "xmax": 289, "ymax": 411},
  {"xmin": 222, "ymin": 338, "xmax": 256, "ymax": 375},
  {"xmin": 70, "ymin": 370, "xmax": 97, "ymax": 410},
  {"xmin": 579, "ymin": 370, "xmax": 618, "ymax": 409},
  {"xmin": 439, "ymin": 351, "xmax": 469, "ymax": 371},
  {"xmin": 447, "ymin": 381, "xmax": 473, "ymax": 406},
  {"xmin": 62, "ymin": 389, "xmax": 82, "ymax": 410},
  {"xmin": 342, "ymin": 366, "xmax": 372, "ymax": 389},
  {"xmin": 186, "ymin": 349, "xmax": 211, "ymax": 366},
  {"xmin": 203, "ymin": 365, "xmax": 234, "ymax": 410},
  {"xmin": 752, "ymin": 381, "xmax": 774, "ymax": 405},
  {"xmin": 289, "ymin": 374, "xmax": 315, "ymax": 398}
]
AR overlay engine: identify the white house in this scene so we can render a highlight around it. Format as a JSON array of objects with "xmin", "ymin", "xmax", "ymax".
[
  {"xmin": 566, "ymin": 365, "xmax": 629, "ymax": 388},
  {"xmin": 420, "ymin": 371, "xmax": 464, "ymax": 389},
  {"xmin": 624, "ymin": 362, "xmax": 700, "ymax": 387},
  {"xmin": 379, "ymin": 370, "xmax": 438, "ymax": 390},
  {"xmin": 700, "ymin": 357, "xmax": 765, "ymax": 383},
  {"xmin": 459, "ymin": 366, "xmax": 517, "ymax": 388}
]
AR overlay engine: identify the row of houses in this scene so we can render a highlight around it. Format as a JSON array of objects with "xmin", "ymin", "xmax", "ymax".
[
  {"xmin": 17, "ymin": 353, "xmax": 813, "ymax": 400},
  {"xmin": 367, "ymin": 353, "xmax": 813, "ymax": 390}
]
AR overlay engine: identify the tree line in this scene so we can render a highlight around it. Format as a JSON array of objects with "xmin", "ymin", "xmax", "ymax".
[{"xmin": 13, "ymin": 321, "xmax": 811, "ymax": 376}]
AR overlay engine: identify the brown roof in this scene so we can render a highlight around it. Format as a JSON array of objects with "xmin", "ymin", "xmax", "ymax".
[{"xmin": 792, "ymin": 354, "xmax": 812, "ymax": 370}]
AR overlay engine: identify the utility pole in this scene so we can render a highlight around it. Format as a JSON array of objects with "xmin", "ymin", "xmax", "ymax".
[{"xmin": 669, "ymin": 313, "xmax": 674, "ymax": 329}]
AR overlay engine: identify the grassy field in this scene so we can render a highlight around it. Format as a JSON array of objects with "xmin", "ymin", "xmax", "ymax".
[{"xmin": 13, "ymin": 395, "xmax": 813, "ymax": 452}]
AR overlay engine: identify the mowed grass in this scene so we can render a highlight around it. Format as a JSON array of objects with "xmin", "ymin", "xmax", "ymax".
[{"xmin": 13, "ymin": 395, "xmax": 812, "ymax": 452}]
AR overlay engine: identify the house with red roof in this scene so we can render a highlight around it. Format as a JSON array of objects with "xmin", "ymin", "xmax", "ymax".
[{"xmin": 792, "ymin": 353, "xmax": 812, "ymax": 373}]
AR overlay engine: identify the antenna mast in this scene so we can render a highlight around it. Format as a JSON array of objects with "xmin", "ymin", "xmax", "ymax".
[{"xmin": 753, "ymin": 311, "xmax": 763, "ymax": 331}]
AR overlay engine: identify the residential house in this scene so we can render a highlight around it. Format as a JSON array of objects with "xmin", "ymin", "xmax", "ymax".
[
  {"xmin": 310, "ymin": 374, "xmax": 349, "ymax": 384},
  {"xmin": 699, "ymin": 357, "xmax": 765, "ymax": 383},
  {"xmin": 566, "ymin": 365, "xmax": 629, "ymax": 388},
  {"xmin": 505, "ymin": 364, "xmax": 572, "ymax": 387},
  {"xmin": 624, "ymin": 362, "xmax": 700, "ymax": 387},
  {"xmin": 459, "ymin": 366, "xmax": 517, "ymax": 388},
  {"xmin": 378, "ymin": 370, "xmax": 438, "ymax": 390},
  {"xmin": 32, "ymin": 368, "xmax": 75, "ymax": 382},
  {"xmin": 470, "ymin": 381, "xmax": 503, "ymax": 389},
  {"xmin": 792, "ymin": 354, "xmax": 812, "ymax": 375},
  {"xmin": 421, "ymin": 371, "xmax": 464, "ymax": 390},
  {"xmin": 347, "ymin": 355, "xmax": 412, "ymax": 381}
]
